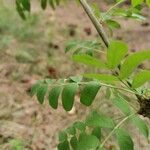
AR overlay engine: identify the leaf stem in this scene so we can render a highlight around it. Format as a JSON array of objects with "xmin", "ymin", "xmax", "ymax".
[
  {"xmin": 79, "ymin": 0, "xmax": 109, "ymax": 47},
  {"xmin": 100, "ymin": 113, "xmax": 135, "ymax": 148}
]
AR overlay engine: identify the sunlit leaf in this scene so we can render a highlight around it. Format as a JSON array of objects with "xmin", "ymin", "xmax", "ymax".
[
  {"xmin": 119, "ymin": 50, "xmax": 150, "ymax": 79},
  {"xmin": 107, "ymin": 40, "xmax": 128, "ymax": 69},
  {"xmin": 132, "ymin": 70, "xmax": 150, "ymax": 88}
]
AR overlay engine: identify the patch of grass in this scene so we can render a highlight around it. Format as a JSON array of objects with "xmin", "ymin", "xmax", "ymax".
[{"xmin": 9, "ymin": 138, "xmax": 25, "ymax": 150}]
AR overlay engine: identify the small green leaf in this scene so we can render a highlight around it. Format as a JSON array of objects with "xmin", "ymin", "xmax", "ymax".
[
  {"xmin": 73, "ymin": 54, "xmax": 106, "ymax": 68},
  {"xmin": 107, "ymin": 40, "xmax": 128, "ymax": 69},
  {"xmin": 132, "ymin": 70, "xmax": 150, "ymax": 88},
  {"xmin": 48, "ymin": 86, "xmax": 62, "ymax": 109},
  {"xmin": 16, "ymin": 1, "xmax": 26, "ymax": 20},
  {"xmin": 70, "ymin": 136, "xmax": 78, "ymax": 150},
  {"xmin": 115, "ymin": 128, "xmax": 134, "ymax": 150},
  {"xmin": 21, "ymin": 0, "xmax": 31, "ymax": 11},
  {"xmin": 131, "ymin": 115, "xmax": 149, "ymax": 138},
  {"xmin": 85, "ymin": 111, "xmax": 115, "ymax": 128},
  {"xmin": 83, "ymin": 73, "xmax": 119, "ymax": 83},
  {"xmin": 61, "ymin": 83, "xmax": 78, "ymax": 111},
  {"xmin": 73, "ymin": 121, "xmax": 86, "ymax": 131},
  {"xmin": 146, "ymin": 0, "xmax": 150, "ymax": 7},
  {"xmin": 36, "ymin": 84, "xmax": 48, "ymax": 104},
  {"xmin": 59, "ymin": 131, "xmax": 67, "ymax": 143},
  {"xmin": 77, "ymin": 133, "xmax": 100, "ymax": 150},
  {"xmin": 111, "ymin": 97, "xmax": 131, "ymax": 116},
  {"xmin": 120, "ymin": 50, "xmax": 150, "ymax": 79},
  {"xmin": 80, "ymin": 81, "xmax": 101, "ymax": 106},
  {"xmin": 65, "ymin": 126, "xmax": 76, "ymax": 135},
  {"xmin": 131, "ymin": 0, "xmax": 144, "ymax": 7},
  {"xmin": 92, "ymin": 127, "xmax": 101, "ymax": 140},
  {"xmin": 41, "ymin": 0, "xmax": 47, "ymax": 9},
  {"xmin": 106, "ymin": 19, "xmax": 121, "ymax": 30},
  {"xmin": 58, "ymin": 140, "xmax": 70, "ymax": 150},
  {"xmin": 30, "ymin": 83, "xmax": 40, "ymax": 97}
]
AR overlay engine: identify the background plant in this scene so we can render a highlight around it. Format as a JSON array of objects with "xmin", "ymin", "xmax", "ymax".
[{"xmin": 15, "ymin": 0, "xmax": 150, "ymax": 150}]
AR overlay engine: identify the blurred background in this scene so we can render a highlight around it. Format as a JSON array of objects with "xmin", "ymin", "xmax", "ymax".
[{"xmin": 0, "ymin": 0, "xmax": 150, "ymax": 149}]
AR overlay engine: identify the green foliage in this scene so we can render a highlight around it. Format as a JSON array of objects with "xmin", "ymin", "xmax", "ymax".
[
  {"xmin": 115, "ymin": 128, "xmax": 134, "ymax": 150},
  {"xmin": 17, "ymin": 0, "xmax": 150, "ymax": 149},
  {"xmin": 132, "ymin": 70, "xmax": 150, "ymax": 88},
  {"xmin": 119, "ymin": 50, "xmax": 150, "ymax": 79}
]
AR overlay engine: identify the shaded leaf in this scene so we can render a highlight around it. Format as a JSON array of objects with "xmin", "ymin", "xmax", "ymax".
[
  {"xmin": 111, "ymin": 97, "xmax": 131, "ymax": 116},
  {"xmin": 131, "ymin": 115, "xmax": 149, "ymax": 138},
  {"xmin": 62, "ymin": 83, "xmax": 78, "ymax": 111},
  {"xmin": 85, "ymin": 111, "xmax": 115, "ymax": 128},
  {"xmin": 36, "ymin": 84, "xmax": 48, "ymax": 104},
  {"xmin": 58, "ymin": 140, "xmax": 70, "ymax": 150},
  {"xmin": 115, "ymin": 128, "xmax": 134, "ymax": 150},
  {"xmin": 80, "ymin": 81, "xmax": 101, "ymax": 106},
  {"xmin": 49, "ymin": 86, "xmax": 62, "ymax": 109},
  {"xmin": 77, "ymin": 133, "xmax": 99, "ymax": 150}
]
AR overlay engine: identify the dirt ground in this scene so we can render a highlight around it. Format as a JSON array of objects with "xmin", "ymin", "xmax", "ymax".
[{"xmin": 0, "ymin": 0, "xmax": 150, "ymax": 150}]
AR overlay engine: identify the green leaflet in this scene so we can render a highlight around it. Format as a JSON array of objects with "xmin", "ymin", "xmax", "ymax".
[
  {"xmin": 76, "ymin": 133, "xmax": 100, "ymax": 150},
  {"xmin": 83, "ymin": 73, "xmax": 119, "ymax": 83},
  {"xmin": 119, "ymin": 50, "xmax": 150, "ymax": 79},
  {"xmin": 92, "ymin": 127, "xmax": 101, "ymax": 140},
  {"xmin": 85, "ymin": 111, "xmax": 115, "ymax": 128},
  {"xmin": 59, "ymin": 131, "xmax": 67, "ymax": 143},
  {"xmin": 146, "ymin": 0, "xmax": 150, "ymax": 7},
  {"xmin": 132, "ymin": 70, "xmax": 150, "ymax": 88},
  {"xmin": 61, "ymin": 83, "xmax": 78, "ymax": 111},
  {"xmin": 41, "ymin": 0, "xmax": 47, "ymax": 9},
  {"xmin": 58, "ymin": 140, "xmax": 70, "ymax": 150},
  {"xmin": 111, "ymin": 97, "xmax": 131, "ymax": 116},
  {"xmin": 21, "ymin": 0, "xmax": 31, "ymax": 11},
  {"xmin": 131, "ymin": 0, "xmax": 144, "ymax": 7},
  {"xmin": 30, "ymin": 83, "xmax": 40, "ymax": 97},
  {"xmin": 80, "ymin": 81, "xmax": 101, "ymax": 106},
  {"xmin": 106, "ymin": 19, "xmax": 121, "ymax": 30},
  {"xmin": 70, "ymin": 136, "xmax": 78, "ymax": 150},
  {"xmin": 16, "ymin": 0, "xmax": 26, "ymax": 20},
  {"xmin": 131, "ymin": 115, "xmax": 149, "ymax": 138},
  {"xmin": 73, "ymin": 121, "xmax": 86, "ymax": 131},
  {"xmin": 72, "ymin": 54, "xmax": 106, "ymax": 68},
  {"xmin": 107, "ymin": 40, "xmax": 128, "ymax": 69},
  {"xmin": 48, "ymin": 86, "xmax": 62, "ymax": 109},
  {"xmin": 115, "ymin": 128, "xmax": 134, "ymax": 150},
  {"xmin": 36, "ymin": 84, "xmax": 48, "ymax": 104}
]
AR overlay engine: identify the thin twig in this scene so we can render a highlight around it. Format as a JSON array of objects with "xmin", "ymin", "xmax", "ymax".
[{"xmin": 79, "ymin": 0, "xmax": 109, "ymax": 47}]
